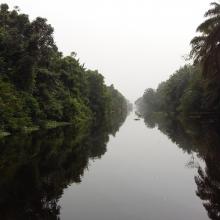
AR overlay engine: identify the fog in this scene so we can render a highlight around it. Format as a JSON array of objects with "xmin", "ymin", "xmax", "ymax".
[{"xmin": 3, "ymin": 0, "xmax": 211, "ymax": 101}]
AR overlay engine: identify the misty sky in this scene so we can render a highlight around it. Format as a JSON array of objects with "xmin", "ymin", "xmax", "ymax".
[{"xmin": 3, "ymin": 0, "xmax": 212, "ymax": 101}]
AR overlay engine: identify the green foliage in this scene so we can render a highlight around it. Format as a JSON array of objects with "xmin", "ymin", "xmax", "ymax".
[
  {"xmin": 190, "ymin": 2, "xmax": 220, "ymax": 75},
  {"xmin": 0, "ymin": 78, "xmax": 32, "ymax": 132},
  {"xmin": 190, "ymin": 1, "xmax": 220, "ymax": 110},
  {"xmin": 137, "ymin": 2, "xmax": 220, "ymax": 119},
  {"xmin": 0, "ymin": 4, "xmax": 129, "ymax": 133},
  {"xmin": 178, "ymin": 69, "xmax": 204, "ymax": 115},
  {"xmin": 136, "ymin": 65, "xmax": 204, "ymax": 118}
]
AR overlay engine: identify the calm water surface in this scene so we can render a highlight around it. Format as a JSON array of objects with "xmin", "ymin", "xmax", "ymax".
[
  {"xmin": 1, "ymin": 111, "xmax": 218, "ymax": 219},
  {"xmin": 59, "ymin": 112, "xmax": 208, "ymax": 220}
]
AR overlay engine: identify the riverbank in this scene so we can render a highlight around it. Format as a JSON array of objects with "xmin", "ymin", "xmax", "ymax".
[{"xmin": 0, "ymin": 121, "xmax": 72, "ymax": 138}]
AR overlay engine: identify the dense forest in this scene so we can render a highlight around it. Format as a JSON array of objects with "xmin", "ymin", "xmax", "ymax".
[
  {"xmin": 136, "ymin": 2, "xmax": 220, "ymax": 120},
  {"xmin": 0, "ymin": 4, "xmax": 131, "ymax": 135}
]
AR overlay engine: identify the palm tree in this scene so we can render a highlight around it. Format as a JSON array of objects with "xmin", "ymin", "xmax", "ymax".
[{"xmin": 190, "ymin": 2, "xmax": 220, "ymax": 78}]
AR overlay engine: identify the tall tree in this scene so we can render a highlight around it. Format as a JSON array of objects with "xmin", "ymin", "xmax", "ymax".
[
  {"xmin": 190, "ymin": 2, "xmax": 220, "ymax": 109},
  {"xmin": 190, "ymin": 2, "xmax": 220, "ymax": 78}
]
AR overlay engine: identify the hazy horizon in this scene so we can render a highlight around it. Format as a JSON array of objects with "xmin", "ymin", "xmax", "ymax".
[{"xmin": 3, "ymin": 0, "xmax": 212, "ymax": 102}]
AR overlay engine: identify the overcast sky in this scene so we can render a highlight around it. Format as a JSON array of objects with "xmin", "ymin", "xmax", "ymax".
[{"xmin": 2, "ymin": 0, "xmax": 212, "ymax": 101}]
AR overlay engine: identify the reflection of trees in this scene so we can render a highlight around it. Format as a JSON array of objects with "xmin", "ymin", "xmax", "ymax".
[
  {"xmin": 144, "ymin": 113, "xmax": 220, "ymax": 220},
  {"xmin": 143, "ymin": 115, "xmax": 156, "ymax": 128},
  {"xmin": 195, "ymin": 127, "xmax": 220, "ymax": 220},
  {"xmin": 0, "ymin": 113, "xmax": 127, "ymax": 219},
  {"xmin": 195, "ymin": 165, "xmax": 220, "ymax": 220},
  {"xmin": 144, "ymin": 114, "xmax": 195, "ymax": 153},
  {"xmin": 185, "ymin": 154, "xmax": 200, "ymax": 169}
]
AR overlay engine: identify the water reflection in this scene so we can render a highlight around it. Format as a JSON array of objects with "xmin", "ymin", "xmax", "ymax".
[
  {"xmin": 0, "ymin": 114, "xmax": 127, "ymax": 220},
  {"xmin": 143, "ymin": 113, "xmax": 220, "ymax": 220}
]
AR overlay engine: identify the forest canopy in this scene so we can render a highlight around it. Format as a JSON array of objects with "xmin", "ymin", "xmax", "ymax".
[
  {"xmin": 0, "ymin": 4, "xmax": 131, "ymax": 134},
  {"xmin": 136, "ymin": 2, "xmax": 220, "ymax": 120}
]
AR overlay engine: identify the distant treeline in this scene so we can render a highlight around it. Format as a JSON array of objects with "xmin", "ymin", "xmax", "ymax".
[
  {"xmin": 0, "ymin": 4, "xmax": 131, "ymax": 133},
  {"xmin": 136, "ymin": 2, "xmax": 220, "ymax": 119},
  {"xmin": 135, "ymin": 65, "xmax": 204, "ymax": 118}
]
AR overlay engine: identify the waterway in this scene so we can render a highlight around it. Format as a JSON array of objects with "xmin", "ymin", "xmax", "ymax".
[{"xmin": 0, "ymin": 112, "xmax": 218, "ymax": 220}]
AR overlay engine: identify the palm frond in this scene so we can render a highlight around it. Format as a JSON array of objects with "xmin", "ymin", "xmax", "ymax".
[
  {"xmin": 190, "ymin": 36, "xmax": 206, "ymax": 59},
  {"xmin": 190, "ymin": 36, "xmax": 206, "ymax": 45},
  {"xmin": 190, "ymin": 1, "xmax": 220, "ymax": 78},
  {"xmin": 204, "ymin": 2, "xmax": 220, "ymax": 17},
  {"xmin": 210, "ymin": 2, "xmax": 220, "ymax": 8},
  {"xmin": 196, "ymin": 16, "xmax": 220, "ymax": 34}
]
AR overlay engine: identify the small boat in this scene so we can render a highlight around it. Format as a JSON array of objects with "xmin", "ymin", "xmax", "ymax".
[{"xmin": 134, "ymin": 118, "xmax": 140, "ymax": 121}]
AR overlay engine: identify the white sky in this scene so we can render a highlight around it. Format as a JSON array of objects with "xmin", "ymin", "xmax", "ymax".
[{"xmin": 2, "ymin": 0, "xmax": 212, "ymax": 102}]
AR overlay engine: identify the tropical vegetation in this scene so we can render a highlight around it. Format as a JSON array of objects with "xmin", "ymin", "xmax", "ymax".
[
  {"xmin": 136, "ymin": 2, "xmax": 220, "ymax": 120},
  {"xmin": 0, "ymin": 4, "xmax": 130, "ymax": 134}
]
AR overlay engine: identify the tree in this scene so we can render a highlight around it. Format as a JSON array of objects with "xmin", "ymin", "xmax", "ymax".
[
  {"xmin": 0, "ymin": 4, "xmax": 129, "ymax": 133},
  {"xmin": 190, "ymin": 2, "xmax": 220, "ymax": 78}
]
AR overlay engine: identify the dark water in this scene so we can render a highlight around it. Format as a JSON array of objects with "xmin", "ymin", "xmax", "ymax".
[{"xmin": 0, "ymin": 112, "xmax": 220, "ymax": 219}]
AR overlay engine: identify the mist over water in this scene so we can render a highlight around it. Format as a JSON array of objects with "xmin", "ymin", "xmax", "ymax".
[
  {"xmin": 59, "ymin": 112, "xmax": 209, "ymax": 220},
  {"xmin": 1, "ymin": 109, "xmax": 219, "ymax": 219},
  {"xmin": 0, "ymin": 1, "xmax": 219, "ymax": 219}
]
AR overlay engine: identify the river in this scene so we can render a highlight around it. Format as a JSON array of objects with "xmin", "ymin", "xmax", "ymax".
[
  {"xmin": 59, "ymin": 112, "xmax": 209, "ymax": 220},
  {"xmin": 0, "ymin": 111, "xmax": 218, "ymax": 220}
]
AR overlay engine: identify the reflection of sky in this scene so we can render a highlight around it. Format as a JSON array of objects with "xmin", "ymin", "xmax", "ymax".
[
  {"xmin": 60, "ymin": 112, "xmax": 208, "ymax": 220},
  {"xmin": 4, "ymin": 0, "xmax": 212, "ymax": 101}
]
